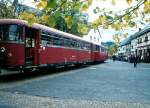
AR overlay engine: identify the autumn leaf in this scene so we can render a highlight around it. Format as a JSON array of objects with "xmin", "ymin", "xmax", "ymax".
[
  {"xmin": 103, "ymin": 23, "xmax": 109, "ymax": 29},
  {"xmin": 124, "ymin": 33, "xmax": 128, "ymax": 38},
  {"xmin": 77, "ymin": 23, "xmax": 89, "ymax": 35},
  {"xmin": 133, "ymin": 9, "xmax": 138, "ymax": 17},
  {"xmin": 128, "ymin": 21, "xmax": 136, "ymax": 27},
  {"xmin": 19, "ymin": 12, "xmax": 28, "ymax": 20},
  {"xmin": 36, "ymin": 0, "xmax": 47, "ymax": 9},
  {"xmin": 113, "ymin": 34, "xmax": 121, "ymax": 43},
  {"xmin": 145, "ymin": 18, "xmax": 150, "ymax": 22},
  {"xmin": 64, "ymin": 16, "xmax": 73, "ymax": 29},
  {"xmin": 80, "ymin": 4, "xmax": 88, "ymax": 11},
  {"xmin": 111, "ymin": 0, "xmax": 116, "ymax": 5},
  {"xmin": 98, "ymin": 16, "xmax": 106, "ymax": 25},
  {"xmin": 19, "ymin": 12, "xmax": 35, "ymax": 20},
  {"xmin": 111, "ymin": 23, "xmax": 121, "ymax": 31},
  {"xmin": 123, "ymin": 15, "xmax": 130, "ymax": 22},
  {"xmin": 126, "ymin": 0, "xmax": 132, "ymax": 6},
  {"xmin": 91, "ymin": 20, "xmax": 99, "ymax": 29},
  {"xmin": 41, "ymin": 14, "xmax": 49, "ymax": 23},
  {"xmin": 143, "ymin": 1, "xmax": 150, "ymax": 14},
  {"xmin": 88, "ymin": 0, "xmax": 93, "ymax": 5}
]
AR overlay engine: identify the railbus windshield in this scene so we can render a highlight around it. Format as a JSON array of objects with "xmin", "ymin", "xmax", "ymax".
[{"xmin": 0, "ymin": 24, "xmax": 23, "ymax": 43}]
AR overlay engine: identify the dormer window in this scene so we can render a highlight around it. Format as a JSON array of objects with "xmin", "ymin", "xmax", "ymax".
[{"xmin": 144, "ymin": 36, "xmax": 148, "ymax": 42}]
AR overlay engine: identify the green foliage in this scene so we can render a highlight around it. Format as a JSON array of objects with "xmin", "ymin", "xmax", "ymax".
[
  {"xmin": 108, "ymin": 43, "xmax": 118, "ymax": 55},
  {"xmin": 23, "ymin": 0, "xmax": 91, "ymax": 36},
  {"xmin": 47, "ymin": 0, "xmax": 57, "ymax": 8},
  {"xmin": 0, "ymin": 0, "xmax": 16, "ymax": 18},
  {"xmin": 47, "ymin": 16, "xmax": 56, "ymax": 27}
]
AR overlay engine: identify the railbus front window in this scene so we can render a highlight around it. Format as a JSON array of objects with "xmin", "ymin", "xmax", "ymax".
[{"xmin": 0, "ymin": 24, "xmax": 23, "ymax": 43}]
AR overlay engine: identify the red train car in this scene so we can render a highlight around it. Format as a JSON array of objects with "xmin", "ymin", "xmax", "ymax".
[{"xmin": 0, "ymin": 19, "xmax": 108, "ymax": 75}]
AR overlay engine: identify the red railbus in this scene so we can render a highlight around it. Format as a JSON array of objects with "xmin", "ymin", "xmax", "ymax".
[{"xmin": 0, "ymin": 19, "xmax": 108, "ymax": 75}]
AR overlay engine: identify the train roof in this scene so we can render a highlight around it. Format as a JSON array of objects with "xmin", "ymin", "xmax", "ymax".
[{"xmin": 0, "ymin": 19, "xmax": 92, "ymax": 43}]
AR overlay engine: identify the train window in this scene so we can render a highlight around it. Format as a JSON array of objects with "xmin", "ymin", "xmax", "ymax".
[
  {"xmin": 9, "ymin": 25, "xmax": 18, "ymax": 41},
  {"xmin": 41, "ymin": 32, "xmax": 53, "ymax": 46},
  {"xmin": 70, "ymin": 39, "xmax": 77, "ymax": 48},
  {"xmin": 76, "ymin": 41, "xmax": 80, "ymax": 49},
  {"xmin": 78, "ymin": 41, "xmax": 82, "ymax": 49},
  {"xmin": 96, "ymin": 45, "xmax": 99, "ymax": 51},
  {"xmin": 101, "ymin": 47, "xmax": 106, "ymax": 52},
  {"xmin": 64, "ymin": 38, "xmax": 71, "ymax": 47},
  {"xmin": 80, "ymin": 42, "xmax": 87, "ymax": 50},
  {"xmin": 92, "ymin": 45, "xmax": 96, "ymax": 51},
  {"xmin": 87, "ymin": 43, "xmax": 90, "ymax": 50},
  {"xmin": 26, "ymin": 38, "xmax": 35, "ymax": 47},
  {"xmin": 74, "ymin": 40, "xmax": 78, "ymax": 48},
  {"xmin": 99, "ymin": 46, "xmax": 101, "ymax": 52},
  {"xmin": 84, "ymin": 43, "xmax": 90, "ymax": 50},
  {"xmin": 0, "ymin": 24, "xmax": 23, "ymax": 43},
  {"xmin": 53, "ymin": 35, "xmax": 63, "ymax": 46}
]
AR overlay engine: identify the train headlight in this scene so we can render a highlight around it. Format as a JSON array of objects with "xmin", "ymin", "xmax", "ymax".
[{"xmin": 0, "ymin": 47, "xmax": 5, "ymax": 53}]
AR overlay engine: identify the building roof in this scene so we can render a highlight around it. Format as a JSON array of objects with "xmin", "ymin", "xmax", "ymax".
[
  {"xmin": 119, "ymin": 36, "xmax": 131, "ymax": 47},
  {"xmin": 119, "ymin": 23, "xmax": 150, "ymax": 47},
  {"xmin": 131, "ymin": 23, "xmax": 150, "ymax": 39}
]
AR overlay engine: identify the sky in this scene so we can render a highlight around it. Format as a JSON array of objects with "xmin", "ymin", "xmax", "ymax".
[
  {"xmin": 86, "ymin": 0, "xmax": 141, "ymax": 42},
  {"xmin": 21, "ymin": 0, "xmax": 144, "ymax": 42}
]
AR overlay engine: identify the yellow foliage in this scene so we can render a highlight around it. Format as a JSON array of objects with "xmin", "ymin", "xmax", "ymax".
[
  {"xmin": 80, "ymin": 4, "xmax": 88, "ymax": 12},
  {"xmin": 145, "ymin": 18, "xmax": 150, "ymax": 22},
  {"xmin": 19, "ymin": 12, "xmax": 37, "ymax": 26},
  {"xmin": 91, "ymin": 19, "xmax": 100, "ymax": 29},
  {"xmin": 78, "ymin": 23, "xmax": 89, "ymax": 35},
  {"xmin": 113, "ymin": 34, "xmax": 121, "ymax": 43},
  {"xmin": 64, "ymin": 16, "xmax": 72, "ymax": 22},
  {"xmin": 19, "ymin": 12, "xmax": 35, "ymax": 20},
  {"xmin": 143, "ymin": 1, "xmax": 150, "ymax": 14},
  {"xmin": 133, "ymin": 9, "xmax": 138, "ymax": 17},
  {"xmin": 111, "ymin": 23, "xmax": 121, "ymax": 31},
  {"xmin": 36, "ymin": 1, "xmax": 47, "ymax": 9},
  {"xmin": 103, "ymin": 22, "xmax": 109, "ymax": 29},
  {"xmin": 64, "ymin": 16, "xmax": 73, "ymax": 29},
  {"xmin": 88, "ymin": 0, "xmax": 93, "ymax": 5},
  {"xmin": 123, "ymin": 15, "xmax": 130, "ymax": 21},
  {"xmin": 41, "ymin": 15, "xmax": 49, "ymax": 23},
  {"xmin": 98, "ymin": 16, "xmax": 106, "ymax": 25},
  {"xmin": 126, "ymin": 0, "xmax": 132, "ymax": 6},
  {"xmin": 111, "ymin": 0, "xmax": 116, "ymax": 5}
]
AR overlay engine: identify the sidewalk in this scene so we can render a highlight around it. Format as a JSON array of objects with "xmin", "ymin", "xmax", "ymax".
[{"xmin": 0, "ymin": 91, "xmax": 150, "ymax": 108}]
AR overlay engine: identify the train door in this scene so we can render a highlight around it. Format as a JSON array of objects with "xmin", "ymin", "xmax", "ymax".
[
  {"xmin": 90, "ymin": 43, "xmax": 94, "ymax": 62},
  {"xmin": 25, "ymin": 27, "xmax": 40, "ymax": 66}
]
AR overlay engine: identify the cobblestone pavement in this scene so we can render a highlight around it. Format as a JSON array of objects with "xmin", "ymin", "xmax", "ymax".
[{"xmin": 0, "ymin": 60, "xmax": 150, "ymax": 108}]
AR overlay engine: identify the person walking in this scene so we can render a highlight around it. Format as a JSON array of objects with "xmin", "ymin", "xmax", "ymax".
[
  {"xmin": 133, "ymin": 55, "xmax": 138, "ymax": 68},
  {"xmin": 112, "ymin": 55, "xmax": 116, "ymax": 62}
]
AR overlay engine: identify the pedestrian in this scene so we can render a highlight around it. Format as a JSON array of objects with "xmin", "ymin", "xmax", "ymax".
[
  {"xmin": 112, "ymin": 55, "xmax": 116, "ymax": 62},
  {"xmin": 133, "ymin": 55, "xmax": 138, "ymax": 68}
]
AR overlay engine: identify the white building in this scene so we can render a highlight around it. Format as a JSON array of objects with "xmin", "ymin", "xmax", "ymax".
[
  {"xmin": 136, "ymin": 25, "xmax": 150, "ymax": 62},
  {"xmin": 83, "ymin": 29, "xmax": 101, "ymax": 45},
  {"xmin": 117, "ymin": 23, "xmax": 150, "ymax": 62},
  {"xmin": 117, "ymin": 36, "xmax": 131, "ymax": 61}
]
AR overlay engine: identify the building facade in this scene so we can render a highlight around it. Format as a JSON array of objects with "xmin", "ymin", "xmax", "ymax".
[{"xmin": 117, "ymin": 24, "xmax": 150, "ymax": 63}]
